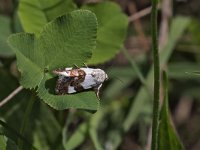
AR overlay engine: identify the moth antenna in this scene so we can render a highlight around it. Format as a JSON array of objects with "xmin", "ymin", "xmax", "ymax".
[
  {"xmin": 73, "ymin": 64, "xmax": 79, "ymax": 69},
  {"xmin": 83, "ymin": 63, "xmax": 88, "ymax": 68},
  {"xmin": 113, "ymin": 75, "xmax": 124, "ymax": 84}
]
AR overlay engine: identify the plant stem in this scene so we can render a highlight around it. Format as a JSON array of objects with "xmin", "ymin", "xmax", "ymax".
[
  {"xmin": 18, "ymin": 94, "xmax": 36, "ymax": 149},
  {"xmin": 0, "ymin": 86, "xmax": 23, "ymax": 107},
  {"xmin": 151, "ymin": 0, "xmax": 160, "ymax": 149}
]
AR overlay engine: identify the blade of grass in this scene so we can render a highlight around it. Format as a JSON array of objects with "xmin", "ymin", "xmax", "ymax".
[
  {"xmin": 18, "ymin": 93, "xmax": 36, "ymax": 149},
  {"xmin": 89, "ymin": 128, "xmax": 103, "ymax": 150},
  {"xmin": 0, "ymin": 120, "xmax": 36, "ymax": 150},
  {"xmin": 89, "ymin": 109, "xmax": 105, "ymax": 150},
  {"xmin": 64, "ymin": 123, "xmax": 88, "ymax": 150}
]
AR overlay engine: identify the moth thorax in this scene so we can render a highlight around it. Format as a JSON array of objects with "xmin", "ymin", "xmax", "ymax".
[{"xmin": 58, "ymin": 75, "xmax": 67, "ymax": 81}]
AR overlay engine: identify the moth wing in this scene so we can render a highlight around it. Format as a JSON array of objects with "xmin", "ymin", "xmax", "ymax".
[
  {"xmin": 67, "ymin": 85, "xmax": 77, "ymax": 93},
  {"xmin": 55, "ymin": 76, "xmax": 72, "ymax": 94},
  {"xmin": 79, "ymin": 74, "xmax": 96, "ymax": 90}
]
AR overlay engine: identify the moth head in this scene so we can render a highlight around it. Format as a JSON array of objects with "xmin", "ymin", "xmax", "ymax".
[
  {"xmin": 52, "ymin": 69, "xmax": 70, "ymax": 76},
  {"xmin": 92, "ymin": 69, "xmax": 108, "ymax": 83}
]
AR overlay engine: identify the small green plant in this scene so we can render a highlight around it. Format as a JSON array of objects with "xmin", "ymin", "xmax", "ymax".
[
  {"xmin": 7, "ymin": 1, "xmax": 128, "ymax": 111},
  {"xmin": 8, "ymin": 10, "xmax": 99, "ymax": 110}
]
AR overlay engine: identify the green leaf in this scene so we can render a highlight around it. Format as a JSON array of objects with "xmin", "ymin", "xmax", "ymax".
[
  {"xmin": 0, "ymin": 135, "xmax": 6, "ymax": 150},
  {"xmin": 8, "ymin": 33, "xmax": 44, "ymax": 88},
  {"xmin": 39, "ymin": 10, "xmax": 97, "ymax": 70},
  {"xmin": 89, "ymin": 110, "xmax": 105, "ymax": 150},
  {"xmin": 64, "ymin": 123, "xmax": 88, "ymax": 150},
  {"xmin": 158, "ymin": 71, "xmax": 184, "ymax": 150},
  {"xmin": 13, "ymin": 11, "xmax": 24, "ymax": 33},
  {"xmin": 82, "ymin": 1, "xmax": 128, "ymax": 64},
  {"xmin": 0, "ymin": 135, "xmax": 19, "ymax": 150},
  {"xmin": 0, "ymin": 15, "xmax": 14, "ymax": 57},
  {"xmin": 18, "ymin": 0, "xmax": 77, "ymax": 34},
  {"xmin": 168, "ymin": 62, "xmax": 200, "ymax": 79},
  {"xmin": 8, "ymin": 33, "xmax": 43, "ymax": 88},
  {"xmin": 8, "ymin": 10, "xmax": 98, "ymax": 110},
  {"xmin": 37, "ymin": 74, "xmax": 98, "ymax": 110},
  {"xmin": 188, "ymin": 19, "xmax": 200, "ymax": 44},
  {"xmin": 33, "ymin": 103, "xmax": 63, "ymax": 149},
  {"xmin": 8, "ymin": 10, "xmax": 97, "ymax": 82},
  {"xmin": 0, "ymin": 119, "xmax": 36, "ymax": 149}
]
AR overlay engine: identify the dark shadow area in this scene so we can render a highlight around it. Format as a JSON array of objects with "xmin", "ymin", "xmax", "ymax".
[{"xmin": 45, "ymin": 76, "xmax": 58, "ymax": 95}]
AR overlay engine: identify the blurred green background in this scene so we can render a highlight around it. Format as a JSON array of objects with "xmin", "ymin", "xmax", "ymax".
[{"xmin": 0, "ymin": 0, "xmax": 200, "ymax": 149}]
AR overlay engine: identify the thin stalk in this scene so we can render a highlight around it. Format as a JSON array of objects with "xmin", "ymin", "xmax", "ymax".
[
  {"xmin": 0, "ymin": 86, "xmax": 23, "ymax": 107},
  {"xmin": 151, "ymin": 0, "xmax": 160, "ymax": 149},
  {"xmin": 122, "ymin": 48, "xmax": 152, "ymax": 96},
  {"xmin": 18, "ymin": 94, "xmax": 36, "ymax": 149}
]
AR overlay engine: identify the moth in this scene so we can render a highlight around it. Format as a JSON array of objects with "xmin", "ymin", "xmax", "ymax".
[{"xmin": 53, "ymin": 67, "xmax": 108, "ymax": 98}]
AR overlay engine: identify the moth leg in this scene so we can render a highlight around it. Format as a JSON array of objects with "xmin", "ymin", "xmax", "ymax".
[
  {"xmin": 94, "ymin": 84, "xmax": 102, "ymax": 100},
  {"xmin": 74, "ymin": 83, "xmax": 84, "ymax": 93}
]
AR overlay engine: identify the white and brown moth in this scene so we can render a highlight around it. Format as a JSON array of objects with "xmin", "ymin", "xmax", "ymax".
[{"xmin": 53, "ymin": 67, "xmax": 108, "ymax": 98}]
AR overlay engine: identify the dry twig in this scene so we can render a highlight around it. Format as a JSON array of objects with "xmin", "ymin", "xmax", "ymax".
[
  {"xmin": 128, "ymin": 1, "xmax": 149, "ymax": 52},
  {"xmin": 128, "ymin": 4, "xmax": 161, "ymax": 23},
  {"xmin": 159, "ymin": 0, "xmax": 172, "ymax": 48},
  {"xmin": 0, "ymin": 86, "xmax": 23, "ymax": 107},
  {"xmin": 128, "ymin": 6, "xmax": 152, "ymax": 22}
]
